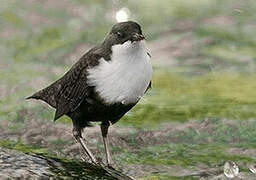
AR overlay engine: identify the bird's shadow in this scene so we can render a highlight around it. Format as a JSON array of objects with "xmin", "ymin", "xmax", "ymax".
[{"xmin": 30, "ymin": 153, "xmax": 134, "ymax": 180}]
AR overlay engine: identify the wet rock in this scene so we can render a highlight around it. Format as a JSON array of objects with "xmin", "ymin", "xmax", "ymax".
[{"xmin": 0, "ymin": 147, "xmax": 133, "ymax": 180}]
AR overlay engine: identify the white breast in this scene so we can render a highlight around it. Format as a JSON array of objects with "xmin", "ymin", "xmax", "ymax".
[{"xmin": 87, "ymin": 40, "xmax": 152, "ymax": 104}]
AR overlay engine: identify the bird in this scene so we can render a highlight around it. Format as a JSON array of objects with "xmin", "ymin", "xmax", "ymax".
[{"xmin": 27, "ymin": 21, "xmax": 153, "ymax": 166}]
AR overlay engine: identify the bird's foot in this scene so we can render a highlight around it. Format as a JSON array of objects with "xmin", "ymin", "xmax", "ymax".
[
  {"xmin": 81, "ymin": 157, "xmax": 101, "ymax": 166},
  {"xmin": 80, "ymin": 153, "xmax": 99, "ymax": 165},
  {"xmin": 92, "ymin": 159, "xmax": 101, "ymax": 166},
  {"xmin": 94, "ymin": 159, "xmax": 115, "ymax": 169},
  {"xmin": 107, "ymin": 163, "xmax": 116, "ymax": 170},
  {"xmin": 105, "ymin": 160, "xmax": 116, "ymax": 169},
  {"xmin": 80, "ymin": 155, "xmax": 87, "ymax": 162}
]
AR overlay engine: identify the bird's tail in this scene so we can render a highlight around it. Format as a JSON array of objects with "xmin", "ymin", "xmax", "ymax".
[{"xmin": 26, "ymin": 82, "xmax": 59, "ymax": 108}]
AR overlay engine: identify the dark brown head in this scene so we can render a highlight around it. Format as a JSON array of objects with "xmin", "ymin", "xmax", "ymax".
[
  {"xmin": 103, "ymin": 21, "xmax": 145, "ymax": 48},
  {"xmin": 110, "ymin": 21, "xmax": 144, "ymax": 43}
]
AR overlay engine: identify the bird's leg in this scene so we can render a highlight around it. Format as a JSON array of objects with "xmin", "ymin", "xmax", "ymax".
[
  {"xmin": 100, "ymin": 122, "xmax": 113, "ymax": 166},
  {"xmin": 72, "ymin": 127, "xmax": 97, "ymax": 164}
]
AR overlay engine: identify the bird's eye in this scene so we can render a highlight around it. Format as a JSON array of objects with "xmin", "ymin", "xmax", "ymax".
[{"xmin": 116, "ymin": 31, "xmax": 123, "ymax": 38}]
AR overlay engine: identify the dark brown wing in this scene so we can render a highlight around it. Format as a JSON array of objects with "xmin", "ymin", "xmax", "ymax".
[
  {"xmin": 145, "ymin": 81, "xmax": 151, "ymax": 93},
  {"xmin": 27, "ymin": 49, "xmax": 102, "ymax": 121},
  {"xmin": 53, "ymin": 52, "xmax": 102, "ymax": 120},
  {"xmin": 145, "ymin": 52, "xmax": 152, "ymax": 93},
  {"xmin": 147, "ymin": 52, "xmax": 151, "ymax": 58}
]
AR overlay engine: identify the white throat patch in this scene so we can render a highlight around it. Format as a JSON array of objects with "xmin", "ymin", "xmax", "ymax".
[{"xmin": 87, "ymin": 40, "xmax": 152, "ymax": 104}]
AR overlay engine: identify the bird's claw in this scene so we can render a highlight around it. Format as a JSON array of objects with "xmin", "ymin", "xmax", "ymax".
[
  {"xmin": 92, "ymin": 160, "xmax": 101, "ymax": 166},
  {"xmin": 107, "ymin": 163, "xmax": 116, "ymax": 170},
  {"xmin": 80, "ymin": 155, "xmax": 99, "ymax": 165}
]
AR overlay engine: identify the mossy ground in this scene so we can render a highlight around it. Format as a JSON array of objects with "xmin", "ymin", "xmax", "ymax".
[{"xmin": 1, "ymin": 0, "xmax": 256, "ymax": 179}]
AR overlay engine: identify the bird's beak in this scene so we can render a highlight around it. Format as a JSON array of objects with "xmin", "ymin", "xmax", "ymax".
[{"xmin": 131, "ymin": 33, "xmax": 145, "ymax": 42}]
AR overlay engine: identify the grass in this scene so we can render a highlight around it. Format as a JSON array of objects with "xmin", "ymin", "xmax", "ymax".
[
  {"xmin": 111, "ymin": 117, "xmax": 256, "ymax": 177},
  {"xmin": 1, "ymin": 0, "xmax": 256, "ymax": 179},
  {"xmin": 173, "ymin": 119, "xmax": 256, "ymax": 145},
  {"xmin": 120, "ymin": 143, "xmax": 256, "ymax": 167},
  {"xmin": 2, "ymin": 68, "xmax": 256, "ymax": 128},
  {"xmin": 115, "ymin": 141, "xmax": 256, "ymax": 178},
  {"xmin": 120, "ymin": 72, "xmax": 256, "ymax": 127},
  {"xmin": 139, "ymin": 175, "xmax": 199, "ymax": 180},
  {"xmin": 0, "ymin": 140, "xmax": 49, "ymax": 155}
]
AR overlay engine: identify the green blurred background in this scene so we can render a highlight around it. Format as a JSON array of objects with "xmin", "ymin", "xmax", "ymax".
[{"xmin": 1, "ymin": 0, "xmax": 256, "ymax": 179}]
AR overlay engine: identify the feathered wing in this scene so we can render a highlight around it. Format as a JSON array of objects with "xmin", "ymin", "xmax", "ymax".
[
  {"xmin": 26, "ymin": 79, "xmax": 60, "ymax": 108},
  {"xmin": 53, "ymin": 68, "xmax": 88, "ymax": 121},
  {"xmin": 145, "ymin": 52, "xmax": 152, "ymax": 93},
  {"xmin": 27, "ymin": 52, "xmax": 102, "ymax": 121},
  {"xmin": 145, "ymin": 81, "xmax": 151, "ymax": 93}
]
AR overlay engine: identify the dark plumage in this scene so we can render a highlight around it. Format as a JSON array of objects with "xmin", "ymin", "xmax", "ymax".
[{"xmin": 27, "ymin": 21, "xmax": 152, "ymax": 165}]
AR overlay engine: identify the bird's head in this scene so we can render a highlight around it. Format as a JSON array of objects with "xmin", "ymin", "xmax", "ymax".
[{"xmin": 103, "ymin": 21, "xmax": 145, "ymax": 48}]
